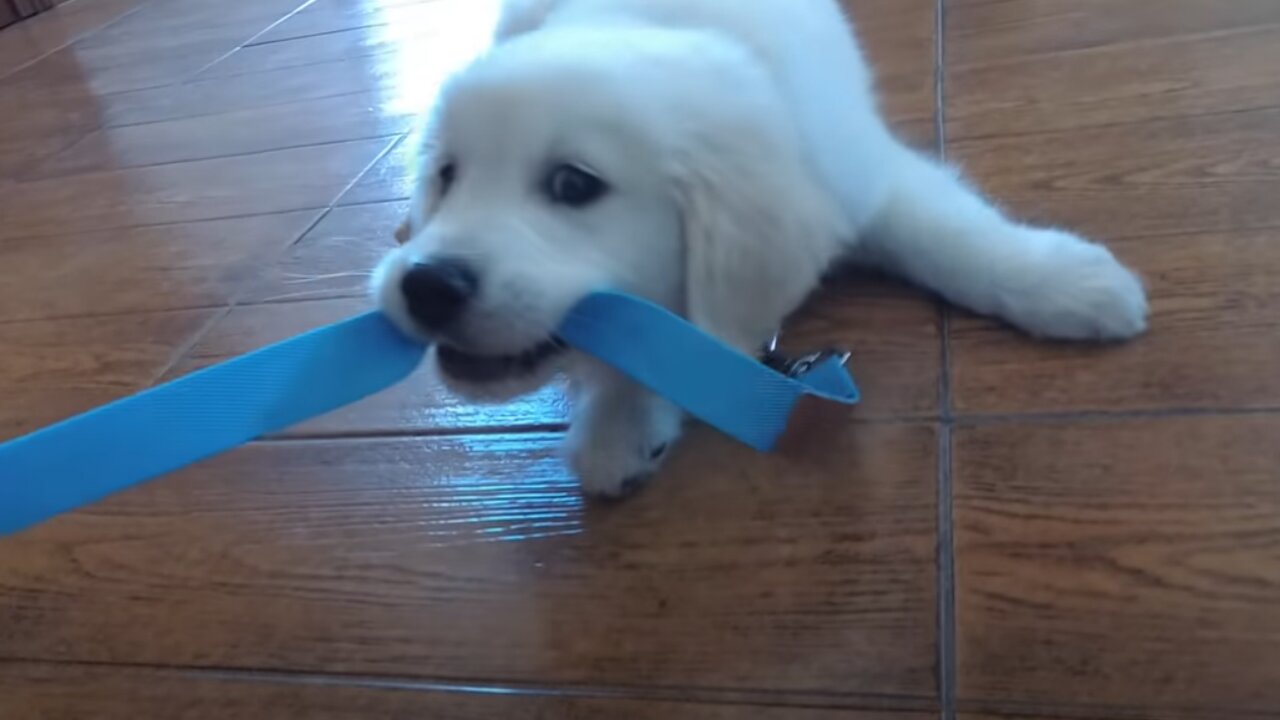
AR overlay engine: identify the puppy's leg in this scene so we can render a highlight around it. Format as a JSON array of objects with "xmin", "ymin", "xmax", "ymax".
[
  {"xmin": 563, "ymin": 361, "xmax": 684, "ymax": 499},
  {"xmin": 858, "ymin": 146, "xmax": 1148, "ymax": 340}
]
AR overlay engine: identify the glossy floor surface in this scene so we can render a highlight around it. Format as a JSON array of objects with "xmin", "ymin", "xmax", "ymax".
[{"xmin": 2, "ymin": 1, "xmax": 1279, "ymax": 718}]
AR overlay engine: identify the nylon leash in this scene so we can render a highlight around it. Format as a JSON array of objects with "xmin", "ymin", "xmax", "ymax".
[{"xmin": 0, "ymin": 291, "xmax": 857, "ymax": 536}]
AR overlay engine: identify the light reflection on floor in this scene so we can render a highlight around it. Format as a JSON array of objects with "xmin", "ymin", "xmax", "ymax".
[{"xmin": 369, "ymin": 0, "xmax": 501, "ymax": 116}]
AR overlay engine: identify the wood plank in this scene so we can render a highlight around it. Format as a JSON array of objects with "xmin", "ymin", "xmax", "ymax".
[
  {"xmin": 195, "ymin": 23, "xmax": 441, "ymax": 81},
  {"xmin": 0, "ymin": 0, "xmax": 151, "ymax": 82},
  {"xmin": 250, "ymin": 0, "xmax": 481, "ymax": 46},
  {"xmin": 954, "ymin": 416, "xmax": 1280, "ymax": 714},
  {"xmin": 949, "ymin": 229, "xmax": 1280, "ymax": 415},
  {"xmin": 947, "ymin": 22, "xmax": 1280, "ymax": 139},
  {"xmin": 0, "ymin": 309, "xmax": 219, "ymax": 440},
  {"xmin": 240, "ymin": 201, "xmax": 408, "ymax": 305},
  {"xmin": 337, "ymin": 133, "xmax": 415, "ymax": 205},
  {"xmin": 0, "ymin": 424, "xmax": 938, "ymax": 698},
  {"xmin": 0, "ymin": 663, "xmax": 919, "ymax": 720},
  {"xmin": 0, "ymin": 211, "xmax": 320, "ymax": 323},
  {"xmin": 947, "ymin": 107, "xmax": 1280, "ymax": 243},
  {"xmin": 31, "ymin": 91, "xmax": 412, "ymax": 176},
  {"xmin": 102, "ymin": 54, "xmax": 403, "ymax": 128},
  {"xmin": 843, "ymin": 0, "xmax": 938, "ymax": 149},
  {"xmin": 945, "ymin": 0, "xmax": 1280, "ymax": 67},
  {"xmin": 0, "ymin": 137, "xmax": 393, "ymax": 241}
]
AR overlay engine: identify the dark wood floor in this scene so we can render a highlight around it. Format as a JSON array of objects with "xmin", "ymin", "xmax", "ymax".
[{"xmin": 1, "ymin": 0, "xmax": 1278, "ymax": 718}]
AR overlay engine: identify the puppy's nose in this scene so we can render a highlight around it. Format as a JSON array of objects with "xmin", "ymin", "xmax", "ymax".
[{"xmin": 400, "ymin": 259, "xmax": 478, "ymax": 330}]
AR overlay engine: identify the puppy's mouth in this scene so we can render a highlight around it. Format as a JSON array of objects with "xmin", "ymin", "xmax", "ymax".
[{"xmin": 436, "ymin": 338, "xmax": 567, "ymax": 383}]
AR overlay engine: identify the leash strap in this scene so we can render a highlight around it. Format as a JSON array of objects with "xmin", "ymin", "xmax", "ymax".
[
  {"xmin": 0, "ymin": 313, "xmax": 426, "ymax": 536},
  {"xmin": 0, "ymin": 292, "xmax": 857, "ymax": 536},
  {"xmin": 559, "ymin": 292, "xmax": 859, "ymax": 452}
]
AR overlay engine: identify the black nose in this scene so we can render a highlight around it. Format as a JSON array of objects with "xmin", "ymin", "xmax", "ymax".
[{"xmin": 400, "ymin": 259, "xmax": 478, "ymax": 331}]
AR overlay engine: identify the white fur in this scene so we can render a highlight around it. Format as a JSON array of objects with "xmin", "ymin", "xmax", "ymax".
[{"xmin": 374, "ymin": 0, "xmax": 1148, "ymax": 496}]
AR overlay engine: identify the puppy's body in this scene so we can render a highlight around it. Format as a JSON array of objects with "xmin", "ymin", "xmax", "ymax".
[{"xmin": 376, "ymin": 0, "xmax": 1148, "ymax": 495}]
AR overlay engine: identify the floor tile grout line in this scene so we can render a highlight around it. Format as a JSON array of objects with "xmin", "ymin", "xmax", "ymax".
[
  {"xmin": 184, "ymin": 0, "xmax": 324, "ymax": 80},
  {"xmin": 0, "ymin": 206, "xmax": 341, "ymax": 245},
  {"xmin": 258, "ymin": 424, "xmax": 571, "ymax": 444},
  {"xmin": 100, "ymin": 86, "xmax": 393, "ymax": 131},
  {"xmin": 244, "ymin": 22, "xmax": 387, "ymax": 49},
  {"xmin": 0, "ymin": 656, "xmax": 937, "ymax": 713},
  {"xmin": 947, "ymin": 19, "xmax": 1280, "ymax": 73},
  {"xmin": 17, "ymin": 132, "xmax": 407, "ymax": 182},
  {"xmin": 959, "ymin": 696, "xmax": 1280, "ymax": 720},
  {"xmin": 956, "ymin": 404, "xmax": 1280, "ymax": 426},
  {"xmin": 146, "ymin": 207, "xmax": 337, "ymax": 385},
  {"xmin": 933, "ymin": 1, "xmax": 957, "ymax": 719},
  {"xmin": 947, "ymin": 101, "xmax": 1280, "ymax": 146},
  {"xmin": 148, "ymin": 132, "xmax": 406, "ymax": 385}
]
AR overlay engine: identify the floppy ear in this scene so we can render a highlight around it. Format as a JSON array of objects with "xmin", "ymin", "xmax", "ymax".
[{"xmin": 676, "ymin": 132, "xmax": 849, "ymax": 353}]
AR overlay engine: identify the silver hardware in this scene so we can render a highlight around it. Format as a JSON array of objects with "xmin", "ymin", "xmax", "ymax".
[{"xmin": 760, "ymin": 336, "xmax": 851, "ymax": 378}]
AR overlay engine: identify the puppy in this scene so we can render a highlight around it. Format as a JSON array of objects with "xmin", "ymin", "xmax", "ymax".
[{"xmin": 373, "ymin": 0, "xmax": 1148, "ymax": 497}]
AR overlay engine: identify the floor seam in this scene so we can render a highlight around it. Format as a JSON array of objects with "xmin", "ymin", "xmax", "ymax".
[
  {"xmin": 0, "ymin": 657, "xmax": 937, "ymax": 713},
  {"xmin": 18, "ymin": 132, "xmax": 406, "ymax": 181},
  {"xmin": 947, "ymin": 102, "xmax": 1280, "ymax": 145},
  {"xmin": 934, "ymin": 1, "xmax": 957, "ymax": 719}
]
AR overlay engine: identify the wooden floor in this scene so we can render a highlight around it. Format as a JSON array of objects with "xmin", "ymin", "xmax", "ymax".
[{"xmin": 1, "ymin": 0, "xmax": 1279, "ymax": 718}]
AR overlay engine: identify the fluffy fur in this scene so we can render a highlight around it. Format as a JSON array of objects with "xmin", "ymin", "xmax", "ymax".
[{"xmin": 374, "ymin": 0, "xmax": 1148, "ymax": 497}]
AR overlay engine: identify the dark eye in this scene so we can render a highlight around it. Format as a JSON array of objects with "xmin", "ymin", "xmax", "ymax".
[
  {"xmin": 544, "ymin": 165, "xmax": 608, "ymax": 207},
  {"xmin": 437, "ymin": 162, "xmax": 457, "ymax": 195}
]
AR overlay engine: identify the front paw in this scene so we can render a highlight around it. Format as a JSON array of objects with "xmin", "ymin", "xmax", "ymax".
[
  {"xmin": 563, "ymin": 402, "xmax": 682, "ymax": 500},
  {"xmin": 1006, "ymin": 229, "xmax": 1149, "ymax": 341}
]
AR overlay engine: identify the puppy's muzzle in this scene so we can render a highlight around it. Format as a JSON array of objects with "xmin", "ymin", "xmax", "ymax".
[{"xmin": 400, "ymin": 258, "xmax": 478, "ymax": 332}]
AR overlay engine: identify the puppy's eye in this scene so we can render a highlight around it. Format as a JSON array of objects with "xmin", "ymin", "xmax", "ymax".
[
  {"xmin": 544, "ymin": 165, "xmax": 608, "ymax": 207},
  {"xmin": 437, "ymin": 162, "xmax": 457, "ymax": 194}
]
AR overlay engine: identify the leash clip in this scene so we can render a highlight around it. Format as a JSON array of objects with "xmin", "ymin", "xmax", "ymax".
[{"xmin": 761, "ymin": 334, "xmax": 851, "ymax": 378}]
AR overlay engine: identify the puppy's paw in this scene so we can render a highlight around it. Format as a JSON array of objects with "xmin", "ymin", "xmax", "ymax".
[
  {"xmin": 563, "ymin": 397, "xmax": 683, "ymax": 500},
  {"xmin": 1003, "ymin": 229, "xmax": 1149, "ymax": 341}
]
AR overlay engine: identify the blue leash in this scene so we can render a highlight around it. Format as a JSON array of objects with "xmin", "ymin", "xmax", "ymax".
[{"xmin": 0, "ymin": 291, "xmax": 857, "ymax": 536}]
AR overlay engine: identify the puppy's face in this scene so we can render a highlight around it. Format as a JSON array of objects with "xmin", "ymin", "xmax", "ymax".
[
  {"xmin": 375, "ymin": 41, "xmax": 684, "ymax": 399},
  {"xmin": 374, "ymin": 28, "xmax": 845, "ymax": 401}
]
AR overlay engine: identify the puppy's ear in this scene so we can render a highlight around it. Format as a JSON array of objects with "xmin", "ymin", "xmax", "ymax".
[{"xmin": 676, "ymin": 136, "xmax": 848, "ymax": 353}]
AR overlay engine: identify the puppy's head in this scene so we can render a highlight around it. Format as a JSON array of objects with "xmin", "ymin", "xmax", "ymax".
[{"xmin": 374, "ymin": 26, "xmax": 846, "ymax": 400}]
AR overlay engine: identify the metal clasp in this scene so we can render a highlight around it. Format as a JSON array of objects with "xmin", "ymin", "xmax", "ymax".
[{"xmin": 761, "ymin": 334, "xmax": 851, "ymax": 378}]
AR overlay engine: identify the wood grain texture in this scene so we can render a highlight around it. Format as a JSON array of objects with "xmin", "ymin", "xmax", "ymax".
[
  {"xmin": 240, "ymin": 201, "xmax": 408, "ymax": 305},
  {"xmin": 954, "ymin": 416, "xmax": 1280, "ymax": 714},
  {"xmin": 250, "ymin": 0, "xmax": 477, "ymax": 46},
  {"xmin": 101, "ymin": 55, "xmax": 402, "ymax": 128},
  {"xmin": 0, "ymin": 663, "xmax": 919, "ymax": 720},
  {"xmin": 0, "ymin": 211, "xmax": 320, "ymax": 323},
  {"xmin": 946, "ymin": 107, "xmax": 1280, "ymax": 243},
  {"xmin": 337, "ymin": 133, "xmax": 416, "ymax": 205},
  {"xmin": 0, "ymin": 310, "xmax": 218, "ymax": 441},
  {"xmin": 31, "ymin": 91, "xmax": 412, "ymax": 176},
  {"xmin": 843, "ymin": 0, "xmax": 938, "ymax": 149},
  {"xmin": 0, "ymin": 425, "xmax": 938, "ymax": 698},
  {"xmin": 945, "ymin": 0, "xmax": 1280, "ymax": 67},
  {"xmin": 947, "ymin": 21, "xmax": 1280, "ymax": 139},
  {"xmin": 779, "ymin": 277, "xmax": 941, "ymax": 420},
  {"xmin": 950, "ymin": 229, "xmax": 1280, "ymax": 415},
  {"xmin": 195, "ymin": 23, "xmax": 443, "ymax": 81},
  {"xmin": 0, "ymin": 138, "xmax": 392, "ymax": 241}
]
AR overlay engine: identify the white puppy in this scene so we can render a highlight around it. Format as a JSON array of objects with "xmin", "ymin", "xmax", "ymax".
[{"xmin": 374, "ymin": 0, "xmax": 1148, "ymax": 497}]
